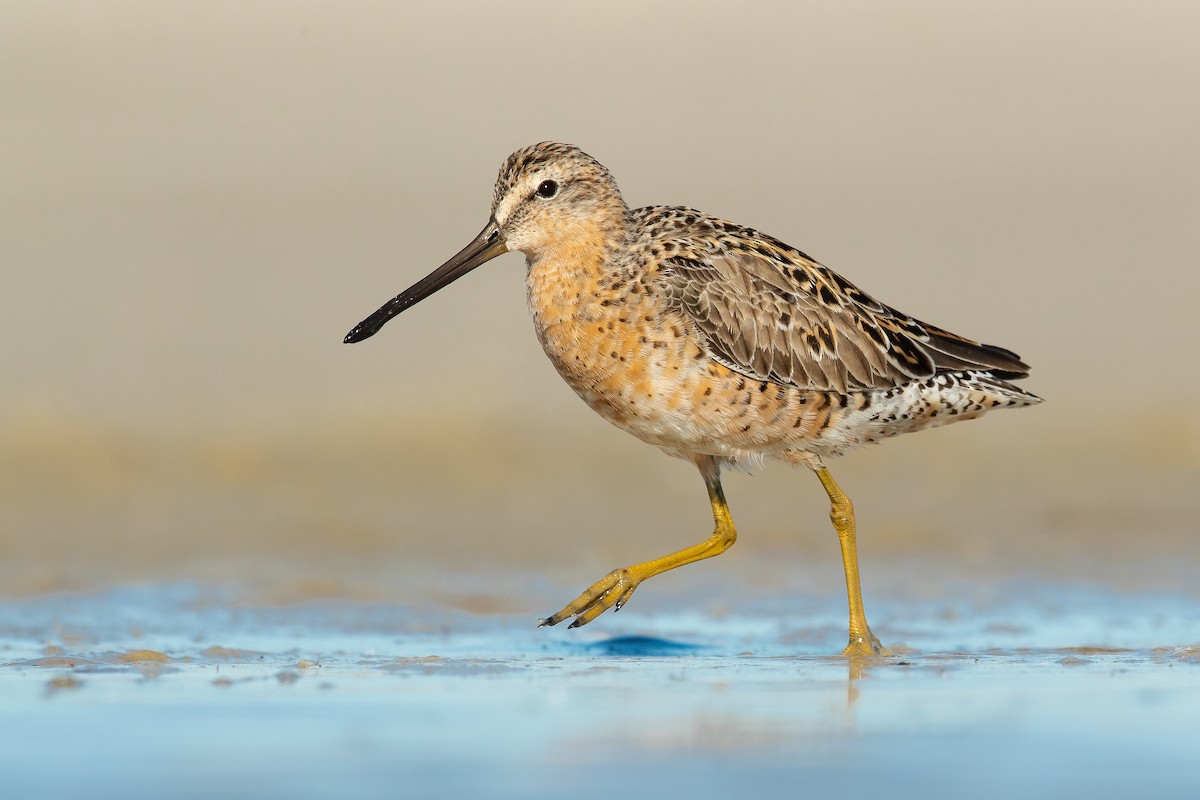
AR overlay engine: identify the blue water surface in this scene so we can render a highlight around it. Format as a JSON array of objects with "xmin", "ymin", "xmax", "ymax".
[{"xmin": 2, "ymin": 582, "xmax": 1198, "ymax": 799}]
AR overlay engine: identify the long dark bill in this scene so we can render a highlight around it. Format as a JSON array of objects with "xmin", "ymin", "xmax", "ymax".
[{"xmin": 344, "ymin": 218, "xmax": 508, "ymax": 343}]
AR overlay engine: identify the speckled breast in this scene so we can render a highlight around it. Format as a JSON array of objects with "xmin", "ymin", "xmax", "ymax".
[{"xmin": 523, "ymin": 254, "xmax": 818, "ymax": 462}]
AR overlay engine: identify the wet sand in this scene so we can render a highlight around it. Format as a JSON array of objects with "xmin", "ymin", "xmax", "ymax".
[{"xmin": 2, "ymin": 409, "xmax": 1197, "ymax": 596}]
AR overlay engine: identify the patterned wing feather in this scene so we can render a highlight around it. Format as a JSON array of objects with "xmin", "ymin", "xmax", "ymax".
[{"xmin": 661, "ymin": 233, "xmax": 1030, "ymax": 393}]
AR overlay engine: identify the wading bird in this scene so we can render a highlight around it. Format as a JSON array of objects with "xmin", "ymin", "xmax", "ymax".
[{"xmin": 345, "ymin": 143, "xmax": 1040, "ymax": 656}]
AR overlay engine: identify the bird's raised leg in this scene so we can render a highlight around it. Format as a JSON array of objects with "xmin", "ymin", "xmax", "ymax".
[
  {"xmin": 539, "ymin": 455, "xmax": 736, "ymax": 629},
  {"xmin": 815, "ymin": 467, "xmax": 888, "ymax": 657}
]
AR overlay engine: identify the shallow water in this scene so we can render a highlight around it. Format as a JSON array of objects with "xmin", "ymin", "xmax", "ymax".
[{"xmin": 3, "ymin": 582, "xmax": 1198, "ymax": 799}]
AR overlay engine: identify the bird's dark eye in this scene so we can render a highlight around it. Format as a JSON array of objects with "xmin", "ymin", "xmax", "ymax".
[{"xmin": 536, "ymin": 180, "xmax": 559, "ymax": 198}]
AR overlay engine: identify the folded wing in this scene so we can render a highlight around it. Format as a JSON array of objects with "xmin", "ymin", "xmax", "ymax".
[{"xmin": 660, "ymin": 240, "xmax": 1030, "ymax": 394}]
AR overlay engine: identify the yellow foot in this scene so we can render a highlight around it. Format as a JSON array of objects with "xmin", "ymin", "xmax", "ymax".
[
  {"xmin": 841, "ymin": 631, "xmax": 891, "ymax": 658},
  {"xmin": 538, "ymin": 568, "xmax": 640, "ymax": 629}
]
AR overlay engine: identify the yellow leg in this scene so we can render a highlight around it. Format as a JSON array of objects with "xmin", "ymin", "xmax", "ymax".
[
  {"xmin": 539, "ymin": 456, "xmax": 736, "ymax": 629},
  {"xmin": 815, "ymin": 467, "xmax": 888, "ymax": 657}
]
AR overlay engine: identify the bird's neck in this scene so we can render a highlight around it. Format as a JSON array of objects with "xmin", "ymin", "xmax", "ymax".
[{"xmin": 525, "ymin": 205, "xmax": 632, "ymax": 321}]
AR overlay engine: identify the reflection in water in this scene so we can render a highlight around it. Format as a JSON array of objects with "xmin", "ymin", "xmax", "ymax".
[{"xmin": 584, "ymin": 635, "xmax": 705, "ymax": 657}]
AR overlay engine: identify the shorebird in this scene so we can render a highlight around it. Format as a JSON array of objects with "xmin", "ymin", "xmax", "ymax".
[{"xmin": 345, "ymin": 142, "xmax": 1040, "ymax": 656}]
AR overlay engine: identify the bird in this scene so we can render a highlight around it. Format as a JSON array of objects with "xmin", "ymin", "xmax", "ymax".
[{"xmin": 344, "ymin": 142, "xmax": 1041, "ymax": 657}]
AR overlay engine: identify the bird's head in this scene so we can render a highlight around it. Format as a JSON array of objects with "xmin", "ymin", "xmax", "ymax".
[{"xmin": 344, "ymin": 142, "xmax": 625, "ymax": 344}]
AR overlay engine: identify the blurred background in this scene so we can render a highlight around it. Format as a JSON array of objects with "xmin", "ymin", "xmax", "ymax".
[{"xmin": 3, "ymin": 0, "xmax": 1197, "ymax": 605}]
